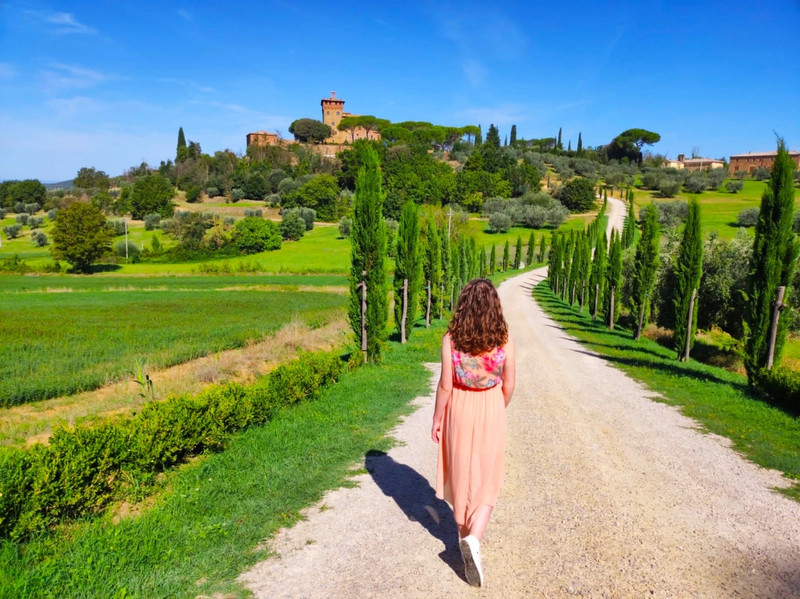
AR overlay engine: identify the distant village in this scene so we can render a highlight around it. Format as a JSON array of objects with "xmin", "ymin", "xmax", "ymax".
[{"xmin": 246, "ymin": 91, "xmax": 800, "ymax": 173}]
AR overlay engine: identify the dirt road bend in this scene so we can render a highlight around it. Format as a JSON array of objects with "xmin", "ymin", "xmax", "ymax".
[{"xmin": 240, "ymin": 269, "xmax": 800, "ymax": 598}]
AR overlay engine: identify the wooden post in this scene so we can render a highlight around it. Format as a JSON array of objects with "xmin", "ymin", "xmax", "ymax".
[
  {"xmin": 360, "ymin": 271, "xmax": 367, "ymax": 363},
  {"xmin": 592, "ymin": 283, "xmax": 599, "ymax": 320},
  {"xmin": 766, "ymin": 285, "xmax": 786, "ymax": 370},
  {"xmin": 426, "ymin": 279, "xmax": 431, "ymax": 327},
  {"xmin": 401, "ymin": 278, "xmax": 408, "ymax": 344},
  {"xmin": 580, "ymin": 281, "xmax": 587, "ymax": 312},
  {"xmin": 682, "ymin": 288, "xmax": 697, "ymax": 362},
  {"xmin": 609, "ymin": 287, "xmax": 615, "ymax": 330}
]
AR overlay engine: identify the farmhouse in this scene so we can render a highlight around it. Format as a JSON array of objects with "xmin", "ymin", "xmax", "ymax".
[
  {"xmin": 729, "ymin": 150, "xmax": 800, "ymax": 174},
  {"xmin": 663, "ymin": 154, "xmax": 725, "ymax": 171}
]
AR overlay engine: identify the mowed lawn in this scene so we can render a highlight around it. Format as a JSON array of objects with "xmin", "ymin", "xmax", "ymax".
[{"xmin": 0, "ymin": 277, "xmax": 348, "ymax": 407}]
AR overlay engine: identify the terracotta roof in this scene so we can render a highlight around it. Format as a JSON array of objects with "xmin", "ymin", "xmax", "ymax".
[
  {"xmin": 683, "ymin": 157, "xmax": 724, "ymax": 164},
  {"xmin": 730, "ymin": 150, "xmax": 800, "ymax": 158}
]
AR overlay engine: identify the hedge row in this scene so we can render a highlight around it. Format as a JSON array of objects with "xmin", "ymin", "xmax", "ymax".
[
  {"xmin": 0, "ymin": 351, "xmax": 344, "ymax": 541},
  {"xmin": 751, "ymin": 366, "xmax": 800, "ymax": 411}
]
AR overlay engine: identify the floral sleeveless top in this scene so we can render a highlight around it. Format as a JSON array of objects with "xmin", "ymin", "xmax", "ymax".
[{"xmin": 452, "ymin": 345, "xmax": 506, "ymax": 389}]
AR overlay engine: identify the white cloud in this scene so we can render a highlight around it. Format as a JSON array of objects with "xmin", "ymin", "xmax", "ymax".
[
  {"xmin": 461, "ymin": 59, "xmax": 487, "ymax": 86},
  {"xmin": 0, "ymin": 63, "xmax": 16, "ymax": 79},
  {"xmin": 177, "ymin": 9, "xmax": 192, "ymax": 22},
  {"xmin": 42, "ymin": 63, "xmax": 106, "ymax": 91},
  {"xmin": 46, "ymin": 96, "xmax": 103, "ymax": 117},
  {"xmin": 456, "ymin": 104, "xmax": 528, "ymax": 127},
  {"xmin": 43, "ymin": 12, "xmax": 97, "ymax": 35}
]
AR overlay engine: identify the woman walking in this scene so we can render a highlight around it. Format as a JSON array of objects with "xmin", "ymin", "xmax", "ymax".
[{"xmin": 431, "ymin": 278, "xmax": 516, "ymax": 587}]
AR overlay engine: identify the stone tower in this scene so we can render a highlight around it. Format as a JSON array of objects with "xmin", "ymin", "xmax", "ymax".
[{"xmin": 321, "ymin": 91, "xmax": 346, "ymax": 137}]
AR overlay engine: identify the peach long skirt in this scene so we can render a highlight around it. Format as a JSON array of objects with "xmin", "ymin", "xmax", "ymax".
[{"xmin": 435, "ymin": 383, "xmax": 506, "ymax": 529}]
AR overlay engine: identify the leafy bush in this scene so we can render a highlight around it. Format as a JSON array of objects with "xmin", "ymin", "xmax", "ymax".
[
  {"xmin": 654, "ymin": 201, "xmax": 688, "ymax": 229},
  {"xmin": 233, "ymin": 217, "xmax": 282, "ymax": 254},
  {"xmin": 205, "ymin": 186, "xmax": 220, "ymax": 198},
  {"xmin": 23, "ymin": 202, "xmax": 40, "ymax": 215},
  {"xmin": 114, "ymin": 240, "xmax": 141, "ymax": 262},
  {"xmin": 223, "ymin": 216, "xmax": 235, "ymax": 227},
  {"xmin": 338, "ymin": 215, "xmax": 352, "ymax": 237},
  {"xmin": 0, "ymin": 254, "xmax": 31, "ymax": 273},
  {"xmin": 0, "ymin": 208, "xmax": 6, "ymax": 219},
  {"xmin": 0, "ymin": 351, "xmax": 345, "ymax": 541},
  {"xmin": 794, "ymin": 212, "xmax": 800, "ymax": 234},
  {"xmin": 737, "ymin": 207, "xmax": 760, "ymax": 227},
  {"xmin": 282, "ymin": 207, "xmax": 315, "ymax": 231},
  {"xmin": 752, "ymin": 167, "xmax": 770, "ymax": 181},
  {"xmin": 683, "ymin": 172, "xmax": 708, "ymax": 194},
  {"xmin": 277, "ymin": 177, "xmax": 300, "ymax": 197},
  {"xmin": 27, "ymin": 216, "xmax": 44, "ymax": 229},
  {"xmin": 244, "ymin": 208, "xmax": 263, "ymax": 218},
  {"xmin": 185, "ymin": 185, "xmax": 202, "ymax": 203},
  {"xmin": 31, "ymin": 231, "xmax": 48, "ymax": 247},
  {"xmin": 150, "ymin": 234, "xmax": 162, "ymax": 252},
  {"xmin": 559, "ymin": 177, "xmax": 595, "ymax": 211},
  {"xmin": 13, "ymin": 202, "xmax": 24, "ymax": 214},
  {"xmin": 230, "ymin": 187, "xmax": 245, "ymax": 202},
  {"xmin": 658, "ymin": 178, "xmax": 681, "ymax": 197},
  {"xmin": 707, "ymin": 168, "xmax": 728, "ymax": 189},
  {"xmin": 488, "ymin": 212, "xmax": 512, "ymax": 233},
  {"xmin": 110, "ymin": 219, "xmax": 127, "ymax": 236},
  {"xmin": 15, "ymin": 213, "xmax": 29, "ymax": 226},
  {"xmin": 4, "ymin": 225, "xmax": 21, "ymax": 239},
  {"xmin": 751, "ymin": 367, "xmax": 800, "ymax": 410},
  {"xmin": 641, "ymin": 170, "xmax": 661, "ymax": 190},
  {"xmin": 725, "ymin": 180, "xmax": 744, "ymax": 193},
  {"xmin": 265, "ymin": 193, "xmax": 281, "ymax": 206},
  {"xmin": 280, "ymin": 210, "xmax": 306, "ymax": 240},
  {"xmin": 46, "ymin": 208, "xmax": 57, "ymax": 220},
  {"xmin": 143, "ymin": 213, "xmax": 161, "ymax": 231}
]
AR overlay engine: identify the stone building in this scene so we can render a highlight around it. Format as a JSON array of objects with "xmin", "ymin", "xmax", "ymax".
[
  {"xmin": 245, "ymin": 131, "xmax": 281, "ymax": 148},
  {"xmin": 729, "ymin": 150, "xmax": 800, "ymax": 174},
  {"xmin": 663, "ymin": 154, "xmax": 725, "ymax": 171},
  {"xmin": 320, "ymin": 91, "xmax": 381, "ymax": 144}
]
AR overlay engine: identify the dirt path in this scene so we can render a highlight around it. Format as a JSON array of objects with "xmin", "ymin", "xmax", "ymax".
[
  {"xmin": 239, "ymin": 269, "xmax": 800, "ymax": 598},
  {"xmin": 605, "ymin": 196, "xmax": 626, "ymax": 240}
]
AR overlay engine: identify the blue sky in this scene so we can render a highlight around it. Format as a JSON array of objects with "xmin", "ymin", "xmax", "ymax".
[{"xmin": 1, "ymin": 0, "xmax": 799, "ymax": 182}]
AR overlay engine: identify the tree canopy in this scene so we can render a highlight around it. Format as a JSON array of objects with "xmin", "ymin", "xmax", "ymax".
[
  {"xmin": 51, "ymin": 202, "xmax": 114, "ymax": 273},
  {"xmin": 607, "ymin": 128, "xmax": 661, "ymax": 164},
  {"xmin": 288, "ymin": 118, "xmax": 332, "ymax": 144}
]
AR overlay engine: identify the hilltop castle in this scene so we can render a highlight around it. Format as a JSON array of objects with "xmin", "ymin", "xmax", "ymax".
[{"xmin": 246, "ymin": 91, "xmax": 380, "ymax": 150}]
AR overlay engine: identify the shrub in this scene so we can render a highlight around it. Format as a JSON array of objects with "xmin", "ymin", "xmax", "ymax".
[
  {"xmin": 15, "ymin": 213, "xmax": 29, "ymax": 226},
  {"xmin": 46, "ymin": 208, "xmax": 58, "ymax": 221},
  {"xmin": 752, "ymin": 167, "xmax": 771, "ymax": 181},
  {"xmin": 230, "ymin": 187, "xmax": 245, "ymax": 202},
  {"xmin": 338, "ymin": 215, "xmax": 352, "ymax": 237},
  {"xmin": 737, "ymin": 207, "xmax": 760, "ymax": 227},
  {"xmin": 114, "ymin": 240, "xmax": 141, "ymax": 261},
  {"xmin": 0, "ymin": 351, "xmax": 344, "ymax": 541},
  {"xmin": 205, "ymin": 186, "xmax": 220, "ymax": 198},
  {"xmin": 110, "ymin": 219, "xmax": 127, "ymax": 236},
  {"xmin": 27, "ymin": 216, "xmax": 44, "ymax": 229},
  {"xmin": 296, "ymin": 207, "xmax": 316, "ymax": 230},
  {"xmin": 0, "ymin": 208, "xmax": 6, "ymax": 219},
  {"xmin": 277, "ymin": 177, "xmax": 300, "ymax": 196},
  {"xmin": 23, "ymin": 202, "xmax": 40, "ymax": 215},
  {"xmin": 751, "ymin": 367, "xmax": 800, "ymax": 410},
  {"xmin": 683, "ymin": 172, "xmax": 708, "ymax": 194},
  {"xmin": 265, "ymin": 193, "xmax": 281, "ymax": 206},
  {"xmin": 31, "ymin": 231, "xmax": 48, "ymax": 247},
  {"xmin": 654, "ymin": 201, "xmax": 688, "ymax": 229},
  {"xmin": 143, "ymin": 213, "xmax": 161, "ymax": 231},
  {"xmin": 233, "ymin": 217, "xmax": 282, "ymax": 254},
  {"xmin": 13, "ymin": 201, "xmax": 24, "ymax": 214},
  {"xmin": 641, "ymin": 170, "xmax": 661, "ymax": 190},
  {"xmin": 223, "ymin": 216, "xmax": 235, "ymax": 227},
  {"xmin": 658, "ymin": 178, "xmax": 681, "ymax": 197},
  {"xmin": 488, "ymin": 212, "xmax": 512, "ymax": 233},
  {"xmin": 244, "ymin": 208, "xmax": 263, "ymax": 218},
  {"xmin": 280, "ymin": 210, "xmax": 306, "ymax": 240},
  {"xmin": 725, "ymin": 180, "xmax": 744, "ymax": 193},
  {"xmin": 4, "ymin": 224, "xmax": 21, "ymax": 239},
  {"xmin": 794, "ymin": 211, "xmax": 800, "ymax": 234},
  {"xmin": 150, "ymin": 234, "xmax": 162, "ymax": 252},
  {"xmin": 559, "ymin": 177, "xmax": 595, "ymax": 211},
  {"xmin": 0, "ymin": 254, "xmax": 31, "ymax": 273},
  {"xmin": 185, "ymin": 185, "xmax": 202, "ymax": 203}
]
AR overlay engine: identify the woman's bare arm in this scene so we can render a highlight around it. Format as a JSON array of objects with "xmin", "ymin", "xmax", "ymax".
[
  {"xmin": 502, "ymin": 334, "xmax": 516, "ymax": 407},
  {"xmin": 431, "ymin": 334, "xmax": 454, "ymax": 443}
]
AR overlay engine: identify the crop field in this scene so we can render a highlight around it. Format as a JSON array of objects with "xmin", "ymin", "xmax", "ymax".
[{"xmin": 0, "ymin": 276, "xmax": 348, "ymax": 407}]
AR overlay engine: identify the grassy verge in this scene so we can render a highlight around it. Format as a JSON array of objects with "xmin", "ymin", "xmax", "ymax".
[
  {"xmin": 0, "ymin": 322, "xmax": 444, "ymax": 598},
  {"xmin": 532, "ymin": 281, "xmax": 800, "ymax": 500}
]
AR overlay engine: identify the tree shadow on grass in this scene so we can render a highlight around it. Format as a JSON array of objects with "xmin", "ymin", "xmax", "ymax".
[{"xmin": 365, "ymin": 450, "xmax": 464, "ymax": 580}]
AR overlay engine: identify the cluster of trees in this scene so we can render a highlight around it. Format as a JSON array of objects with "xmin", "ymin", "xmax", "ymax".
[
  {"xmin": 640, "ymin": 165, "xmax": 730, "ymax": 197},
  {"xmin": 550, "ymin": 142, "xmax": 800, "ymax": 392},
  {"xmin": 0, "ymin": 179, "xmax": 46, "ymax": 210}
]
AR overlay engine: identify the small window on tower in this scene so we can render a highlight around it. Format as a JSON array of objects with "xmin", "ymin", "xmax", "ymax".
[
  {"xmin": 336, "ymin": 111, "xmax": 340, "ymax": 115},
  {"xmin": 326, "ymin": 111, "xmax": 330, "ymax": 115}
]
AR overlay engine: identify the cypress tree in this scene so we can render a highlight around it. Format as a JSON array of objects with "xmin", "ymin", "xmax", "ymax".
[
  {"xmin": 622, "ymin": 198, "xmax": 636, "ymax": 249},
  {"xmin": 176, "ymin": 127, "xmax": 188, "ymax": 162},
  {"xmin": 510, "ymin": 124, "xmax": 517, "ymax": 146},
  {"xmin": 526, "ymin": 232, "xmax": 535, "ymax": 266},
  {"xmin": 423, "ymin": 218, "xmax": 442, "ymax": 326},
  {"xmin": 489, "ymin": 243, "xmax": 496, "ymax": 275},
  {"xmin": 451, "ymin": 243, "xmax": 461, "ymax": 306},
  {"xmin": 579, "ymin": 232, "xmax": 592, "ymax": 309},
  {"xmin": 567, "ymin": 140, "xmax": 572, "ymax": 153},
  {"xmin": 475, "ymin": 125, "xmax": 483, "ymax": 146},
  {"xmin": 589, "ymin": 231, "xmax": 608, "ymax": 319},
  {"xmin": 394, "ymin": 201, "xmax": 421, "ymax": 341},
  {"xmin": 577, "ymin": 132, "xmax": 583, "ymax": 156},
  {"xmin": 440, "ymin": 225, "xmax": 451, "ymax": 316},
  {"xmin": 504, "ymin": 135, "xmax": 508, "ymax": 147},
  {"xmin": 459, "ymin": 239, "xmax": 468, "ymax": 286},
  {"xmin": 605, "ymin": 230, "xmax": 623, "ymax": 327},
  {"xmin": 548, "ymin": 232, "xmax": 561, "ymax": 292},
  {"xmin": 479, "ymin": 246, "xmax": 486, "ymax": 277},
  {"xmin": 631, "ymin": 205, "xmax": 661, "ymax": 340},
  {"xmin": 514, "ymin": 235, "xmax": 523, "ymax": 269},
  {"xmin": 744, "ymin": 140, "xmax": 799, "ymax": 377},
  {"xmin": 557, "ymin": 127, "xmax": 563, "ymax": 151},
  {"xmin": 349, "ymin": 145, "xmax": 388, "ymax": 361},
  {"xmin": 538, "ymin": 234, "xmax": 547, "ymax": 263},
  {"xmin": 562, "ymin": 232, "xmax": 575, "ymax": 300},
  {"xmin": 603, "ymin": 188, "xmax": 608, "ymax": 202},
  {"xmin": 469, "ymin": 237, "xmax": 478, "ymax": 278},
  {"xmin": 502, "ymin": 239, "xmax": 510, "ymax": 271},
  {"xmin": 672, "ymin": 198, "xmax": 703, "ymax": 359}
]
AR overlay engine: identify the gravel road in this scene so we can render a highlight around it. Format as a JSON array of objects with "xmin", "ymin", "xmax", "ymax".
[{"xmin": 239, "ymin": 268, "xmax": 800, "ymax": 598}]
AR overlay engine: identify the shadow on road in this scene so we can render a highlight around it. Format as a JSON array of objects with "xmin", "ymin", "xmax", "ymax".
[{"xmin": 365, "ymin": 449, "xmax": 465, "ymax": 579}]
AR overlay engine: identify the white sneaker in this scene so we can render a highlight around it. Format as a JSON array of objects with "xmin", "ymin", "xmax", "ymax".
[{"xmin": 459, "ymin": 535, "xmax": 484, "ymax": 587}]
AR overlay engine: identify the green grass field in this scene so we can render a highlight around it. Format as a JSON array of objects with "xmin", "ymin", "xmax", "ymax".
[
  {"xmin": 0, "ymin": 322, "xmax": 443, "ymax": 599},
  {"xmin": 0, "ymin": 278, "xmax": 347, "ymax": 406},
  {"xmin": 533, "ymin": 281, "xmax": 800, "ymax": 501}
]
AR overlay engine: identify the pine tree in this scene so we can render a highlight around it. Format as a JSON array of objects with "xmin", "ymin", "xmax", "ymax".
[
  {"xmin": 176, "ymin": 127, "xmax": 188, "ymax": 162},
  {"xmin": 605, "ymin": 231, "xmax": 623, "ymax": 328},
  {"xmin": 631, "ymin": 205, "xmax": 660, "ymax": 339},
  {"xmin": 422, "ymin": 218, "xmax": 442, "ymax": 326},
  {"xmin": 538, "ymin": 234, "xmax": 547, "ymax": 263},
  {"xmin": 589, "ymin": 232, "xmax": 608, "ymax": 319},
  {"xmin": 673, "ymin": 198, "xmax": 703, "ymax": 360},
  {"xmin": 744, "ymin": 140, "xmax": 799, "ymax": 377},
  {"xmin": 577, "ymin": 132, "xmax": 583, "ymax": 156},
  {"xmin": 622, "ymin": 198, "xmax": 636, "ymax": 249},
  {"xmin": 514, "ymin": 235, "xmax": 523, "ymax": 268},
  {"xmin": 502, "ymin": 239, "xmax": 510, "ymax": 271},
  {"xmin": 526, "ymin": 232, "xmax": 535, "ymax": 265},
  {"xmin": 489, "ymin": 244, "xmax": 496, "ymax": 275},
  {"xmin": 440, "ymin": 226, "xmax": 451, "ymax": 316},
  {"xmin": 349, "ymin": 145, "xmax": 388, "ymax": 361},
  {"xmin": 510, "ymin": 124, "xmax": 517, "ymax": 146}
]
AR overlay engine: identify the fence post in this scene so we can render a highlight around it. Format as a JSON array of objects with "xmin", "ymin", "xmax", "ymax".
[
  {"xmin": 401, "ymin": 278, "xmax": 408, "ymax": 344},
  {"xmin": 766, "ymin": 285, "xmax": 786, "ymax": 370}
]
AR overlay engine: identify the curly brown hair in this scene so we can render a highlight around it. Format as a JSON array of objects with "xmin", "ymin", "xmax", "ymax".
[{"xmin": 448, "ymin": 278, "xmax": 508, "ymax": 356}]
